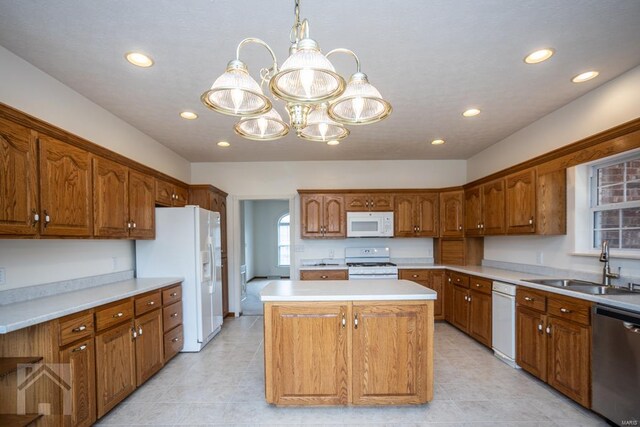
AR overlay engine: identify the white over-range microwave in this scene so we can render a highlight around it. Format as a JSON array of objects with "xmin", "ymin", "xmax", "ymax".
[{"xmin": 347, "ymin": 212, "xmax": 394, "ymax": 238}]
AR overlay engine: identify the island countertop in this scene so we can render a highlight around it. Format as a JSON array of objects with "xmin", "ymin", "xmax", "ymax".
[{"xmin": 260, "ymin": 279, "xmax": 437, "ymax": 302}]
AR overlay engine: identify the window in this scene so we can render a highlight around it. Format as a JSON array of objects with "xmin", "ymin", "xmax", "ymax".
[
  {"xmin": 277, "ymin": 213, "xmax": 290, "ymax": 266},
  {"xmin": 591, "ymin": 154, "xmax": 640, "ymax": 250}
]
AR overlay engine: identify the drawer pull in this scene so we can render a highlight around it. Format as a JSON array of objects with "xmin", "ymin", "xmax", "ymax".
[
  {"xmin": 172, "ymin": 337, "xmax": 180, "ymax": 343},
  {"xmin": 560, "ymin": 308, "xmax": 571, "ymax": 314},
  {"xmin": 72, "ymin": 344, "xmax": 87, "ymax": 353},
  {"xmin": 170, "ymin": 313, "xmax": 179, "ymax": 318},
  {"xmin": 321, "ymin": 275, "xmax": 328, "ymax": 279},
  {"xmin": 147, "ymin": 301, "xmax": 155, "ymax": 306},
  {"xmin": 72, "ymin": 325, "xmax": 87, "ymax": 332},
  {"xmin": 412, "ymin": 274, "xmax": 419, "ymax": 278},
  {"xmin": 170, "ymin": 292, "xmax": 178, "ymax": 297},
  {"xmin": 524, "ymin": 297, "xmax": 534, "ymax": 302},
  {"xmin": 113, "ymin": 312, "xmax": 124, "ymax": 318},
  {"xmin": 475, "ymin": 283, "xmax": 482, "ymax": 287}
]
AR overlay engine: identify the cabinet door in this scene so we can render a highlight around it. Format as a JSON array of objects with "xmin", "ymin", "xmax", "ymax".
[
  {"xmin": 95, "ymin": 321, "xmax": 136, "ymax": 418},
  {"xmin": 516, "ymin": 307, "xmax": 547, "ymax": 382},
  {"xmin": 135, "ymin": 309, "xmax": 164, "ymax": 386},
  {"xmin": 323, "ymin": 195, "xmax": 345, "ymax": 237},
  {"xmin": 93, "ymin": 157, "xmax": 129, "ymax": 238},
  {"xmin": 345, "ymin": 194, "xmax": 369, "ymax": 211},
  {"xmin": 394, "ymin": 195, "xmax": 416, "ymax": 237},
  {"xmin": 128, "ymin": 170, "xmax": 155, "ymax": 239},
  {"xmin": 464, "ymin": 186, "xmax": 483, "ymax": 236},
  {"xmin": 155, "ymin": 179, "xmax": 174, "ymax": 207},
  {"xmin": 429, "ymin": 270, "xmax": 445, "ymax": 320},
  {"xmin": 369, "ymin": 194, "xmax": 393, "ymax": 211},
  {"xmin": 506, "ymin": 168, "xmax": 536, "ymax": 234},
  {"xmin": 300, "ymin": 194, "xmax": 323, "ymax": 238},
  {"xmin": 39, "ymin": 135, "xmax": 92, "ymax": 236},
  {"xmin": 265, "ymin": 303, "xmax": 349, "ymax": 405},
  {"xmin": 469, "ymin": 290, "xmax": 492, "ymax": 347},
  {"xmin": 546, "ymin": 317, "xmax": 590, "ymax": 407},
  {"xmin": 0, "ymin": 118, "xmax": 38, "ymax": 235},
  {"xmin": 352, "ymin": 302, "xmax": 431, "ymax": 405},
  {"xmin": 439, "ymin": 190, "xmax": 464, "ymax": 237},
  {"xmin": 416, "ymin": 193, "xmax": 439, "ymax": 237},
  {"xmin": 482, "ymin": 179, "xmax": 506, "ymax": 235},
  {"xmin": 451, "ymin": 285, "xmax": 470, "ymax": 333},
  {"xmin": 173, "ymin": 185, "xmax": 189, "ymax": 207},
  {"xmin": 59, "ymin": 339, "xmax": 96, "ymax": 427}
]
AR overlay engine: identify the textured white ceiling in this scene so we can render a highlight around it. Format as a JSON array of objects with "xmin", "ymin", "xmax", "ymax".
[{"xmin": 1, "ymin": 0, "xmax": 639, "ymax": 162}]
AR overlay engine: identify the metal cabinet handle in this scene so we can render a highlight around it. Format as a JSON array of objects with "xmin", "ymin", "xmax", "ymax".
[
  {"xmin": 416, "ymin": 226, "xmax": 421, "ymax": 232},
  {"xmin": 559, "ymin": 308, "xmax": 571, "ymax": 314},
  {"xmin": 477, "ymin": 223, "xmax": 480, "ymax": 229},
  {"xmin": 354, "ymin": 314, "xmax": 359, "ymax": 329},
  {"xmin": 546, "ymin": 326, "xmax": 551, "ymax": 335},
  {"xmin": 458, "ymin": 225, "xmax": 462, "ymax": 230},
  {"xmin": 170, "ymin": 312, "xmax": 179, "ymax": 318},
  {"xmin": 170, "ymin": 292, "xmax": 178, "ymax": 297},
  {"xmin": 72, "ymin": 344, "xmax": 87, "ymax": 353},
  {"xmin": 138, "ymin": 326, "xmax": 143, "ymax": 335},
  {"xmin": 538, "ymin": 323, "xmax": 543, "ymax": 332},
  {"xmin": 132, "ymin": 329, "xmax": 137, "ymax": 339},
  {"xmin": 31, "ymin": 209, "xmax": 39, "ymax": 226},
  {"xmin": 172, "ymin": 337, "xmax": 180, "ymax": 343},
  {"xmin": 412, "ymin": 274, "xmax": 419, "ymax": 278},
  {"xmin": 132, "ymin": 222, "xmax": 137, "ymax": 228},
  {"xmin": 468, "ymin": 295, "xmax": 472, "ymax": 303},
  {"xmin": 113, "ymin": 312, "xmax": 124, "ymax": 318},
  {"xmin": 147, "ymin": 301, "xmax": 155, "ymax": 306},
  {"xmin": 475, "ymin": 283, "xmax": 482, "ymax": 288},
  {"xmin": 524, "ymin": 296, "xmax": 534, "ymax": 302},
  {"xmin": 127, "ymin": 222, "xmax": 131, "ymax": 229},
  {"xmin": 72, "ymin": 325, "xmax": 87, "ymax": 332},
  {"xmin": 321, "ymin": 275, "xmax": 328, "ymax": 279},
  {"xmin": 623, "ymin": 322, "xmax": 640, "ymax": 334},
  {"xmin": 529, "ymin": 217, "xmax": 534, "ymax": 226},
  {"xmin": 463, "ymin": 295, "xmax": 468, "ymax": 301},
  {"xmin": 341, "ymin": 312, "xmax": 346, "ymax": 328},
  {"xmin": 43, "ymin": 210, "xmax": 51, "ymax": 228}
]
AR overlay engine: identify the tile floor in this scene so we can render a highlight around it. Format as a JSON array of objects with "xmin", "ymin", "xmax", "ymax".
[
  {"xmin": 241, "ymin": 279, "xmax": 272, "ymax": 316},
  {"xmin": 97, "ymin": 316, "xmax": 608, "ymax": 426}
]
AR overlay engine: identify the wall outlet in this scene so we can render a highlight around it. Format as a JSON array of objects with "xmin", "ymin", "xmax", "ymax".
[
  {"xmin": 0, "ymin": 267, "xmax": 5, "ymax": 285},
  {"xmin": 295, "ymin": 245, "xmax": 305, "ymax": 253},
  {"xmin": 536, "ymin": 251, "xmax": 544, "ymax": 265},
  {"xmin": 328, "ymin": 249, "xmax": 335, "ymax": 259}
]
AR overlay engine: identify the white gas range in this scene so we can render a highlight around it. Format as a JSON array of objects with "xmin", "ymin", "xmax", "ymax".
[{"xmin": 346, "ymin": 247, "xmax": 398, "ymax": 280}]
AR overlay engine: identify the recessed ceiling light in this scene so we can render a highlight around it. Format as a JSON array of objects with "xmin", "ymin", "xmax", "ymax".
[
  {"xmin": 463, "ymin": 108, "xmax": 481, "ymax": 117},
  {"xmin": 217, "ymin": 141, "xmax": 230, "ymax": 147},
  {"xmin": 125, "ymin": 52, "xmax": 154, "ymax": 68},
  {"xmin": 431, "ymin": 139, "xmax": 445, "ymax": 145},
  {"xmin": 524, "ymin": 48, "xmax": 555, "ymax": 64},
  {"xmin": 179, "ymin": 111, "xmax": 198, "ymax": 120},
  {"xmin": 572, "ymin": 71, "xmax": 599, "ymax": 83},
  {"xmin": 327, "ymin": 140, "xmax": 340, "ymax": 146}
]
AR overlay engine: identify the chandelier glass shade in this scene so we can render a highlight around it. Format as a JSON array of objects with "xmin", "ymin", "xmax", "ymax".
[{"xmin": 201, "ymin": 0, "xmax": 391, "ymax": 142}]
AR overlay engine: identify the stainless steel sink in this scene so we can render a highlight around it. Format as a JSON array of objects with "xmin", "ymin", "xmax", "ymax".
[
  {"xmin": 523, "ymin": 278, "xmax": 598, "ymax": 288},
  {"xmin": 522, "ymin": 279, "xmax": 640, "ymax": 295}
]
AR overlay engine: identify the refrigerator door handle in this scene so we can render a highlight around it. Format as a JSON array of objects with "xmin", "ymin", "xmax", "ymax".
[{"xmin": 209, "ymin": 242, "xmax": 215, "ymax": 293}]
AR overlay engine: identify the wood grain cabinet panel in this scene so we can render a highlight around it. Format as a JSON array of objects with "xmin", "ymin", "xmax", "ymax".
[
  {"xmin": 134, "ymin": 309, "xmax": 164, "ymax": 386},
  {"xmin": 58, "ymin": 312, "xmax": 94, "ymax": 347},
  {"xmin": 163, "ymin": 324, "xmax": 183, "ymax": 362},
  {"xmin": 345, "ymin": 193, "xmax": 393, "ymax": 211},
  {"xmin": 95, "ymin": 321, "xmax": 136, "ymax": 418},
  {"xmin": 506, "ymin": 168, "xmax": 537, "ymax": 234},
  {"xmin": 399, "ymin": 269, "xmax": 444, "ymax": 320},
  {"xmin": 134, "ymin": 291, "xmax": 162, "ymax": 317},
  {"xmin": 352, "ymin": 302, "xmax": 431, "ymax": 405},
  {"xmin": 394, "ymin": 195, "xmax": 416, "ymax": 236},
  {"xmin": 464, "ymin": 185, "xmax": 483, "ymax": 236},
  {"xmin": 173, "ymin": 186, "xmax": 189, "ymax": 207},
  {"xmin": 39, "ymin": 135, "xmax": 92, "ymax": 237},
  {"xmin": 536, "ymin": 168, "xmax": 567, "ymax": 235},
  {"xmin": 516, "ymin": 306, "xmax": 547, "ymax": 382},
  {"xmin": 394, "ymin": 193, "xmax": 438, "ymax": 237},
  {"xmin": 324, "ymin": 195, "xmax": 345, "ymax": 237},
  {"xmin": 482, "ymin": 179, "xmax": 506, "ymax": 235},
  {"xmin": 155, "ymin": 179, "xmax": 174, "ymax": 206},
  {"xmin": 93, "ymin": 156, "xmax": 129, "ymax": 238},
  {"xmin": 444, "ymin": 274, "xmax": 454, "ymax": 323},
  {"xmin": 266, "ymin": 303, "xmax": 349, "ymax": 405},
  {"xmin": 439, "ymin": 190, "xmax": 464, "ymax": 237},
  {"xmin": 163, "ymin": 301, "xmax": 183, "ymax": 333},
  {"xmin": 451, "ymin": 285, "xmax": 470, "ymax": 333},
  {"xmin": 128, "ymin": 170, "xmax": 155, "ymax": 239},
  {"xmin": 59, "ymin": 339, "xmax": 96, "ymax": 427},
  {"xmin": 300, "ymin": 194, "xmax": 345, "ymax": 238},
  {"xmin": 300, "ymin": 269, "xmax": 348, "ymax": 281},
  {"xmin": 415, "ymin": 193, "xmax": 438, "ymax": 237},
  {"xmin": 0, "ymin": 117, "xmax": 38, "ymax": 235},
  {"xmin": 468, "ymin": 290, "xmax": 491, "ymax": 347}
]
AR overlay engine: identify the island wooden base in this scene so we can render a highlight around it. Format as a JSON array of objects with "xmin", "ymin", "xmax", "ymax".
[{"xmin": 263, "ymin": 300, "xmax": 434, "ymax": 406}]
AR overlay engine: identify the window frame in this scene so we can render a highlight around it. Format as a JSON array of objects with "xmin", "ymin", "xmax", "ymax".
[
  {"xmin": 277, "ymin": 212, "xmax": 291, "ymax": 267},
  {"xmin": 589, "ymin": 152, "xmax": 640, "ymax": 252}
]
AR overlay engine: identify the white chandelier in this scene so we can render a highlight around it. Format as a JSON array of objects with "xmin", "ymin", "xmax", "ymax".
[{"xmin": 201, "ymin": 0, "xmax": 392, "ymax": 142}]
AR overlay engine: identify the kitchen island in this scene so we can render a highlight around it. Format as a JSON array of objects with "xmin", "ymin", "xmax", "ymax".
[{"xmin": 260, "ymin": 279, "xmax": 437, "ymax": 406}]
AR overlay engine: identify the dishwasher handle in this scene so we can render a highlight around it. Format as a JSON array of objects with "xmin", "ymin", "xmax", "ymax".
[{"xmin": 595, "ymin": 305, "xmax": 640, "ymax": 326}]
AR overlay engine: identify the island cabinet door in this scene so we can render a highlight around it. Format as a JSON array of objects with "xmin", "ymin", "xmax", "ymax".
[
  {"xmin": 351, "ymin": 301, "xmax": 433, "ymax": 405},
  {"xmin": 265, "ymin": 303, "xmax": 349, "ymax": 405}
]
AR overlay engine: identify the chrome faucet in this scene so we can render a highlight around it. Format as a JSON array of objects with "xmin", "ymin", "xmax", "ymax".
[{"xmin": 600, "ymin": 240, "xmax": 620, "ymax": 287}]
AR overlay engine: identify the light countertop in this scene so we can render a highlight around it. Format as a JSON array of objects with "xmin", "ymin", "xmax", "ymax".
[
  {"xmin": 0, "ymin": 277, "xmax": 183, "ymax": 334},
  {"xmin": 299, "ymin": 264, "xmax": 348, "ymax": 270},
  {"xmin": 260, "ymin": 279, "xmax": 437, "ymax": 302}
]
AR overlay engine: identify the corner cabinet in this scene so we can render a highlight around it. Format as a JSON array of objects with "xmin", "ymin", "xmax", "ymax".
[
  {"xmin": 464, "ymin": 178, "xmax": 505, "ymax": 236},
  {"xmin": 300, "ymin": 193, "xmax": 346, "ymax": 238},
  {"xmin": 439, "ymin": 190, "xmax": 464, "ymax": 237},
  {"xmin": 264, "ymin": 300, "xmax": 433, "ymax": 405}
]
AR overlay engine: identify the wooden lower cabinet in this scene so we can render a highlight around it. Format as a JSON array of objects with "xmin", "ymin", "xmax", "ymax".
[
  {"xmin": 134, "ymin": 309, "xmax": 164, "ymax": 386},
  {"xmin": 59, "ymin": 338, "xmax": 96, "ymax": 427},
  {"xmin": 451, "ymin": 284, "xmax": 470, "ymax": 333},
  {"xmin": 300, "ymin": 269, "xmax": 348, "ymax": 280},
  {"xmin": 264, "ymin": 300, "xmax": 433, "ymax": 406},
  {"xmin": 95, "ymin": 321, "xmax": 136, "ymax": 418},
  {"xmin": 447, "ymin": 273, "xmax": 492, "ymax": 348},
  {"xmin": 468, "ymin": 290, "xmax": 492, "ymax": 347},
  {"xmin": 399, "ymin": 269, "xmax": 444, "ymax": 320},
  {"xmin": 516, "ymin": 306, "xmax": 547, "ymax": 381}
]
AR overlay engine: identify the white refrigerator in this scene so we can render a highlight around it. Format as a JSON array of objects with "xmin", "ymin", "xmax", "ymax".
[{"xmin": 136, "ymin": 206, "xmax": 223, "ymax": 352}]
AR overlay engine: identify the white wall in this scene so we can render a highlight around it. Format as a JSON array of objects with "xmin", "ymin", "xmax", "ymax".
[
  {"xmin": 241, "ymin": 200, "xmax": 255, "ymax": 280},
  {"xmin": 0, "ymin": 46, "xmax": 191, "ymax": 290},
  {"xmin": 249, "ymin": 200, "xmax": 289, "ymax": 278}
]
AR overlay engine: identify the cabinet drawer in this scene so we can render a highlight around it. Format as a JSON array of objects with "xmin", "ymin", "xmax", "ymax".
[
  {"xmin": 58, "ymin": 311, "xmax": 94, "ymax": 347},
  {"xmin": 300, "ymin": 270, "xmax": 348, "ymax": 280},
  {"xmin": 162, "ymin": 284, "xmax": 182, "ymax": 306},
  {"xmin": 163, "ymin": 301, "xmax": 183, "ymax": 332},
  {"xmin": 134, "ymin": 291, "xmax": 162, "ymax": 316},
  {"xmin": 164, "ymin": 325, "xmax": 183, "ymax": 362},
  {"xmin": 449, "ymin": 271, "xmax": 469, "ymax": 288},
  {"xmin": 547, "ymin": 296, "xmax": 591, "ymax": 326},
  {"xmin": 516, "ymin": 288, "xmax": 546, "ymax": 312},
  {"xmin": 96, "ymin": 300, "xmax": 134, "ymax": 331},
  {"xmin": 469, "ymin": 276, "xmax": 492, "ymax": 295},
  {"xmin": 399, "ymin": 269, "xmax": 430, "ymax": 281}
]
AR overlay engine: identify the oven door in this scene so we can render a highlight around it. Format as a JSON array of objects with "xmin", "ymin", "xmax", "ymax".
[{"xmin": 348, "ymin": 274, "xmax": 399, "ymax": 280}]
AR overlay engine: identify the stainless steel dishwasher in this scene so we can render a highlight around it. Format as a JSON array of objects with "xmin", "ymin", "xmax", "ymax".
[{"xmin": 592, "ymin": 305, "xmax": 640, "ymax": 426}]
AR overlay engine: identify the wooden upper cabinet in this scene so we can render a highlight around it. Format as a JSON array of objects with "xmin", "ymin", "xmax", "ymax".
[
  {"xmin": 536, "ymin": 167, "xmax": 567, "ymax": 235},
  {"xmin": 439, "ymin": 190, "xmax": 464, "ymax": 237},
  {"xmin": 300, "ymin": 194, "xmax": 345, "ymax": 238},
  {"xmin": 93, "ymin": 156, "xmax": 129, "ymax": 238},
  {"xmin": 506, "ymin": 168, "xmax": 537, "ymax": 234},
  {"xmin": 464, "ymin": 185, "xmax": 482, "ymax": 236},
  {"xmin": 394, "ymin": 193, "xmax": 438, "ymax": 237},
  {"xmin": 0, "ymin": 117, "xmax": 38, "ymax": 235},
  {"xmin": 173, "ymin": 185, "xmax": 189, "ymax": 207},
  {"xmin": 39, "ymin": 135, "xmax": 92, "ymax": 237},
  {"xmin": 345, "ymin": 193, "xmax": 393, "ymax": 211},
  {"xmin": 394, "ymin": 195, "xmax": 416, "ymax": 236},
  {"xmin": 416, "ymin": 193, "xmax": 438, "ymax": 237},
  {"xmin": 482, "ymin": 178, "xmax": 506, "ymax": 235},
  {"xmin": 128, "ymin": 170, "xmax": 155, "ymax": 239},
  {"xmin": 155, "ymin": 179, "xmax": 174, "ymax": 206}
]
